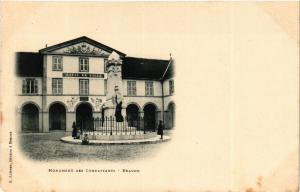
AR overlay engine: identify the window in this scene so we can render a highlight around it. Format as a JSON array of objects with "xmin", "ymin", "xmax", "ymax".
[
  {"xmin": 52, "ymin": 78, "xmax": 63, "ymax": 95},
  {"xmin": 169, "ymin": 80, "xmax": 174, "ymax": 95},
  {"xmin": 79, "ymin": 79, "xmax": 89, "ymax": 95},
  {"xmin": 145, "ymin": 81, "xmax": 154, "ymax": 96},
  {"xmin": 52, "ymin": 56, "xmax": 62, "ymax": 71},
  {"xmin": 127, "ymin": 81, "xmax": 136, "ymax": 96},
  {"xmin": 104, "ymin": 79, "xmax": 107, "ymax": 95},
  {"xmin": 104, "ymin": 59, "xmax": 108, "ymax": 73},
  {"xmin": 79, "ymin": 57, "xmax": 89, "ymax": 72},
  {"xmin": 22, "ymin": 79, "xmax": 38, "ymax": 94}
]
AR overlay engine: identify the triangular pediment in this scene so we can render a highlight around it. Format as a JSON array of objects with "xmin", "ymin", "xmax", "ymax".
[
  {"xmin": 52, "ymin": 42, "xmax": 111, "ymax": 56},
  {"xmin": 39, "ymin": 36, "xmax": 126, "ymax": 57}
]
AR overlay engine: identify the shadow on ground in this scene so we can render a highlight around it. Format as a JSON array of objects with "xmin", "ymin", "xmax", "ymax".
[{"xmin": 19, "ymin": 131, "xmax": 172, "ymax": 162}]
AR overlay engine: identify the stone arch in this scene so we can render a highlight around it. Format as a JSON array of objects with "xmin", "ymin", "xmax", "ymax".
[
  {"xmin": 167, "ymin": 101, "xmax": 175, "ymax": 110},
  {"xmin": 126, "ymin": 103, "xmax": 140, "ymax": 127},
  {"xmin": 74, "ymin": 101, "xmax": 95, "ymax": 113},
  {"xmin": 166, "ymin": 101, "xmax": 176, "ymax": 129},
  {"xmin": 20, "ymin": 101, "xmax": 41, "ymax": 113},
  {"xmin": 142, "ymin": 102, "xmax": 159, "ymax": 112},
  {"xmin": 75, "ymin": 102, "xmax": 94, "ymax": 130},
  {"xmin": 143, "ymin": 103, "xmax": 158, "ymax": 131},
  {"xmin": 47, "ymin": 101, "xmax": 68, "ymax": 112},
  {"xmin": 49, "ymin": 102, "xmax": 66, "ymax": 131},
  {"xmin": 126, "ymin": 102, "xmax": 141, "ymax": 112},
  {"xmin": 21, "ymin": 103, "xmax": 39, "ymax": 132}
]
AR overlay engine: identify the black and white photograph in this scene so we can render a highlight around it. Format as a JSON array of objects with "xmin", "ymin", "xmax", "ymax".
[{"xmin": 16, "ymin": 36, "xmax": 175, "ymax": 161}]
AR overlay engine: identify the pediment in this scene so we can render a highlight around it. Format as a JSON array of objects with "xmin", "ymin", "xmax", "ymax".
[
  {"xmin": 39, "ymin": 36, "xmax": 126, "ymax": 57},
  {"xmin": 51, "ymin": 42, "xmax": 111, "ymax": 57}
]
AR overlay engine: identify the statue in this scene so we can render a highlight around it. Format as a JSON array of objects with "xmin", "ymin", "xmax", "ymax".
[
  {"xmin": 102, "ymin": 51, "xmax": 126, "ymax": 119},
  {"xmin": 114, "ymin": 86, "xmax": 124, "ymax": 122}
]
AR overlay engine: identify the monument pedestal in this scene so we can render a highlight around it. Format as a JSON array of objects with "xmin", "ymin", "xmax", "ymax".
[{"xmin": 103, "ymin": 107, "xmax": 115, "ymax": 118}]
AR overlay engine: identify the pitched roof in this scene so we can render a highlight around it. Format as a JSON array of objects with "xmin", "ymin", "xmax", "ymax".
[
  {"xmin": 39, "ymin": 36, "xmax": 126, "ymax": 57},
  {"xmin": 15, "ymin": 53, "xmax": 174, "ymax": 80},
  {"xmin": 122, "ymin": 57, "xmax": 171, "ymax": 80},
  {"xmin": 16, "ymin": 52, "xmax": 43, "ymax": 77}
]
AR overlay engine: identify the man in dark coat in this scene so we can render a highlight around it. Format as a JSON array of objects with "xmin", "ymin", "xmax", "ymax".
[
  {"xmin": 114, "ymin": 94, "xmax": 124, "ymax": 122},
  {"xmin": 157, "ymin": 120, "xmax": 164, "ymax": 139},
  {"xmin": 72, "ymin": 122, "xmax": 77, "ymax": 139}
]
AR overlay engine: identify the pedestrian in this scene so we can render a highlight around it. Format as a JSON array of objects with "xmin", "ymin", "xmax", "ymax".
[
  {"xmin": 72, "ymin": 121, "xmax": 77, "ymax": 139},
  {"xmin": 157, "ymin": 120, "xmax": 164, "ymax": 139},
  {"xmin": 82, "ymin": 133, "xmax": 89, "ymax": 145}
]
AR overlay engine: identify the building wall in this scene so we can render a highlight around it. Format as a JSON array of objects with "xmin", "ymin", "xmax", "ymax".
[
  {"xmin": 17, "ymin": 55, "xmax": 174, "ymax": 132},
  {"xmin": 15, "ymin": 77, "xmax": 43, "ymax": 95},
  {"xmin": 124, "ymin": 96, "xmax": 163, "ymax": 112},
  {"xmin": 46, "ymin": 55, "xmax": 106, "ymax": 95},
  {"xmin": 163, "ymin": 77, "xmax": 174, "ymax": 96},
  {"xmin": 122, "ymin": 79, "xmax": 162, "ymax": 97}
]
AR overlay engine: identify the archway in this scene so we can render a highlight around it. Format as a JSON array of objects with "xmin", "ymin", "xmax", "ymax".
[
  {"xmin": 126, "ymin": 104, "xmax": 139, "ymax": 127},
  {"xmin": 22, "ymin": 103, "xmax": 39, "ymax": 132},
  {"xmin": 167, "ymin": 102, "xmax": 175, "ymax": 129},
  {"xmin": 143, "ymin": 103, "xmax": 157, "ymax": 131},
  {"xmin": 49, "ymin": 103, "xmax": 66, "ymax": 131},
  {"xmin": 76, "ymin": 102, "xmax": 93, "ymax": 131}
]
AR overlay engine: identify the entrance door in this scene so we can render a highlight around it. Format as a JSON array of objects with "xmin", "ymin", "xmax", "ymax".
[
  {"xmin": 143, "ymin": 104, "xmax": 156, "ymax": 131},
  {"xmin": 126, "ymin": 104, "xmax": 139, "ymax": 127},
  {"xmin": 76, "ymin": 102, "xmax": 93, "ymax": 131},
  {"xmin": 49, "ymin": 103, "xmax": 66, "ymax": 130},
  {"xmin": 167, "ymin": 102, "xmax": 175, "ymax": 129},
  {"xmin": 22, "ymin": 103, "xmax": 39, "ymax": 132}
]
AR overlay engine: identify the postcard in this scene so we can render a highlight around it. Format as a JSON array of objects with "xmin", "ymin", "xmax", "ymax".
[{"xmin": 0, "ymin": 2, "xmax": 299, "ymax": 192}]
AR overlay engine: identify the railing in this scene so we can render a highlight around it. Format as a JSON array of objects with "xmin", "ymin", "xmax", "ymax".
[{"xmin": 79, "ymin": 116, "xmax": 156, "ymax": 135}]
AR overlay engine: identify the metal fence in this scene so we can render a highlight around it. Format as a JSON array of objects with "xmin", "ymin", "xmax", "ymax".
[{"xmin": 78, "ymin": 116, "xmax": 156, "ymax": 135}]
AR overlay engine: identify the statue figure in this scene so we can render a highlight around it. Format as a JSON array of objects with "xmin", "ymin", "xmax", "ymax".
[
  {"xmin": 103, "ymin": 51, "xmax": 126, "ymax": 120},
  {"xmin": 114, "ymin": 86, "xmax": 124, "ymax": 122}
]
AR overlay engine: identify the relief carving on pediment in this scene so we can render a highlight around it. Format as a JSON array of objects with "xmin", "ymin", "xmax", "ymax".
[{"xmin": 55, "ymin": 43, "xmax": 110, "ymax": 56}]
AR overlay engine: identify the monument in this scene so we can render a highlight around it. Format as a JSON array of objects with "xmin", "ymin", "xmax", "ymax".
[{"xmin": 102, "ymin": 51, "xmax": 126, "ymax": 121}]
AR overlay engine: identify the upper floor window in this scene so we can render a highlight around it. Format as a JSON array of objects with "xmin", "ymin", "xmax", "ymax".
[
  {"xmin": 79, "ymin": 79, "xmax": 89, "ymax": 95},
  {"xmin": 52, "ymin": 56, "xmax": 62, "ymax": 71},
  {"xmin": 169, "ymin": 80, "xmax": 174, "ymax": 95},
  {"xmin": 79, "ymin": 57, "xmax": 89, "ymax": 72},
  {"xmin": 52, "ymin": 78, "xmax": 63, "ymax": 95},
  {"xmin": 127, "ymin": 81, "xmax": 136, "ymax": 96},
  {"xmin": 22, "ymin": 79, "xmax": 38, "ymax": 95},
  {"xmin": 145, "ymin": 81, "xmax": 154, "ymax": 96}
]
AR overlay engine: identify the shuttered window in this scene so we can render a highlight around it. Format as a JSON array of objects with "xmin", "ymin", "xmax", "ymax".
[
  {"xmin": 79, "ymin": 79, "xmax": 89, "ymax": 95},
  {"xmin": 22, "ymin": 79, "xmax": 38, "ymax": 94},
  {"xmin": 127, "ymin": 81, "xmax": 136, "ymax": 96},
  {"xmin": 145, "ymin": 81, "xmax": 154, "ymax": 96},
  {"xmin": 52, "ymin": 78, "xmax": 63, "ymax": 95}
]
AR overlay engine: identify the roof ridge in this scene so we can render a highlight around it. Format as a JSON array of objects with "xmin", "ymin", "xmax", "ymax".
[{"xmin": 38, "ymin": 36, "xmax": 126, "ymax": 56}]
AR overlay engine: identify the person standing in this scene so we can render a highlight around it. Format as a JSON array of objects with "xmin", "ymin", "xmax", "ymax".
[
  {"xmin": 157, "ymin": 120, "xmax": 164, "ymax": 139},
  {"xmin": 72, "ymin": 122, "xmax": 77, "ymax": 139}
]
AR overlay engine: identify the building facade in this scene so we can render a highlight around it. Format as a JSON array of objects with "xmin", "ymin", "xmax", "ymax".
[{"xmin": 16, "ymin": 36, "xmax": 175, "ymax": 133}]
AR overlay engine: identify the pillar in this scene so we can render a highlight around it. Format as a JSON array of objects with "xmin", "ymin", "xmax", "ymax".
[
  {"xmin": 42, "ymin": 112, "xmax": 49, "ymax": 132},
  {"xmin": 66, "ymin": 112, "xmax": 75, "ymax": 132}
]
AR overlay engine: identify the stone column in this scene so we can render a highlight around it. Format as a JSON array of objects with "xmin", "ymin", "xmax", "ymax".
[
  {"xmin": 42, "ymin": 112, "xmax": 49, "ymax": 132},
  {"xmin": 66, "ymin": 112, "xmax": 75, "ymax": 132},
  {"xmin": 39, "ymin": 111, "xmax": 43, "ymax": 132}
]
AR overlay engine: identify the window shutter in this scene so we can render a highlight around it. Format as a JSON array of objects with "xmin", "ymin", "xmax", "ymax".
[
  {"xmin": 34, "ymin": 79, "xmax": 38, "ymax": 94},
  {"xmin": 22, "ymin": 80, "xmax": 26, "ymax": 94}
]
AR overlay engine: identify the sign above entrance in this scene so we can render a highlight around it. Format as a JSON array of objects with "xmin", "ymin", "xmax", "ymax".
[
  {"xmin": 80, "ymin": 97, "xmax": 89, "ymax": 101},
  {"xmin": 63, "ymin": 73, "xmax": 105, "ymax": 78}
]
